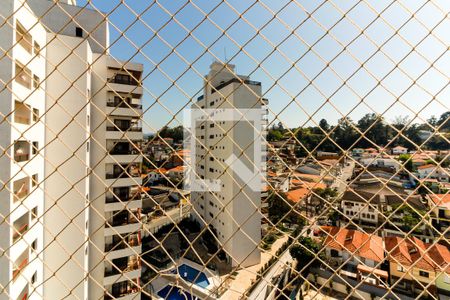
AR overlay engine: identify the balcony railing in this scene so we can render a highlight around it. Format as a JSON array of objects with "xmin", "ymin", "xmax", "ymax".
[
  {"xmin": 109, "ymin": 148, "xmax": 140, "ymax": 155},
  {"xmin": 106, "ymin": 213, "xmax": 140, "ymax": 227},
  {"xmin": 105, "ymin": 170, "xmax": 140, "ymax": 179},
  {"xmin": 104, "ymin": 260, "xmax": 140, "ymax": 277},
  {"xmin": 107, "ymin": 77, "xmax": 139, "ymax": 86},
  {"xmin": 106, "ymin": 126, "xmax": 142, "ymax": 132},
  {"xmin": 104, "ymin": 283, "xmax": 140, "ymax": 300},
  {"xmin": 105, "ymin": 193, "xmax": 141, "ymax": 204},
  {"xmin": 105, "ymin": 237, "xmax": 140, "ymax": 252},
  {"xmin": 14, "ymin": 189, "xmax": 29, "ymax": 202},
  {"xmin": 106, "ymin": 101, "xmax": 142, "ymax": 109},
  {"xmin": 13, "ymin": 223, "xmax": 28, "ymax": 242},
  {"xmin": 12, "ymin": 257, "xmax": 28, "ymax": 280},
  {"xmin": 14, "ymin": 154, "xmax": 29, "ymax": 162}
]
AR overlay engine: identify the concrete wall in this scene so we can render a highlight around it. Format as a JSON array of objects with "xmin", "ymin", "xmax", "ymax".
[{"xmin": 43, "ymin": 33, "xmax": 91, "ymax": 300}]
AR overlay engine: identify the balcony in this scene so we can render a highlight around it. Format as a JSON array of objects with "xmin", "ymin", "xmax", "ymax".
[
  {"xmin": 16, "ymin": 22, "xmax": 32, "ymax": 54},
  {"xmin": 13, "ymin": 213, "xmax": 29, "ymax": 242},
  {"xmin": 12, "ymin": 249, "xmax": 29, "ymax": 280},
  {"xmin": 105, "ymin": 191, "xmax": 141, "ymax": 204},
  {"xmin": 104, "ymin": 255, "xmax": 140, "ymax": 277},
  {"xmin": 14, "ymin": 101, "xmax": 31, "ymax": 125},
  {"xmin": 105, "ymin": 210, "xmax": 140, "ymax": 228},
  {"xmin": 108, "ymin": 75, "xmax": 139, "ymax": 86},
  {"xmin": 105, "ymin": 233, "xmax": 140, "ymax": 252},
  {"xmin": 13, "ymin": 177, "xmax": 30, "ymax": 203},
  {"xmin": 15, "ymin": 62, "xmax": 32, "ymax": 89},
  {"xmin": 106, "ymin": 125, "xmax": 142, "ymax": 132},
  {"xmin": 104, "ymin": 279, "xmax": 140, "ymax": 300},
  {"xmin": 105, "ymin": 164, "xmax": 140, "ymax": 179},
  {"xmin": 14, "ymin": 141, "xmax": 30, "ymax": 162},
  {"xmin": 107, "ymin": 97, "xmax": 142, "ymax": 109},
  {"xmin": 108, "ymin": 142, "xmax": 140, "ymax": 155}
]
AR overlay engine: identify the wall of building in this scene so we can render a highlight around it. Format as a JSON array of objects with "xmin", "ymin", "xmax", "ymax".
[{"xmin": 43, "ymin": 33, "xmax": 91, "ymax": 300}]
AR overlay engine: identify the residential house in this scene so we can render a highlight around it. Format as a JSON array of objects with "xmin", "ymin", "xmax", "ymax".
[
  {"xmin": 340, "ymin": 190, "xmax": 381, "ymax": 226},
  {"xmin": 385, "ymin": 236, "xmax": 450, "ymax": 298},
  {"xmin": 322, "ymin": 226, "xmax": 388, "ymax": 286},
  {"xmin": 417, "ymin": 164, "xmax": 449, "ymax": 182},
  {"xmin": 392, "ymin": 146, "xmax": 408, "ymax": 155},
  {"xmin": 427, "ymin": 194, "xmax": 450, "ymax": 236}
]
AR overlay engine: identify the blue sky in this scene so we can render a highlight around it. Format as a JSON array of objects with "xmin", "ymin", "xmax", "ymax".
[{"xmin": 77, "ymin": 0, "xmax": 450, "ymax": 133}]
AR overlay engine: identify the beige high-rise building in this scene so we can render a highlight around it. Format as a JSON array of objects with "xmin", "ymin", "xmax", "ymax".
[
  {"xmin": 192, "ymin": 62, "xmax": 267, "ymax": 268},
  {"xmin": 0, "ymin": 0, "xmax": 143, "ymax": 299}
]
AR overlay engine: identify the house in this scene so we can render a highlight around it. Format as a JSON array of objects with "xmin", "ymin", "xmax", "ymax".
[
  {"xmin": 427, "ymin": 194, "xmax": 450, "ymax": 236},
  {"xmin": 144, "ymin": 168, "xmax": 168, "ymax": 184},
  {"xmin": 340, "ymin": 190, "xmax": 382, "ymax": 225},
  {"xmin": 360, "ymin": 157, "xmax": 402, "ymax": 172},
  {"xmin": 322, "ymin": 227, "xmax": 387, "ymax": 286},
  {"xmin": 168, "ymin": 149, "xmax": 190, "ymax": 167},
  {"xmin": 352, "ymin": 148, "xmax": 364, "ymax": 157},
  {"xmin": 392, "ymin": 146, "xmax": 408, "ymax": 155},
  {"xmin": 167, "ymin": 165, "xmax": 186, "ymax": 183},
  {"xmin": 417, "ymin": 164, "xmax": 449, "ymax": 182},
  {"xmin": 385, "ymin": 236, "xmax": 450, "ymax": 298}
]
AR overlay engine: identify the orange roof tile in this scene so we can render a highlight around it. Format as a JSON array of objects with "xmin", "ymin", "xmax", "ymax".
[
  {"xmin": 286, "ymin": 188, "xmax": 310, "ymax": 203},
  {"xmin": 168, "ymin": 165, "xmax": 186, "ymax": 173},
  {"xmin": 385, "ymin": 236, "xmax": 450, "ymax": 273},
  {"xmin": 429, "ymin": 194, "xmax": 450, "ymax": 209},
  {"xmin": 323, "ymin": 226, "xmax": 384, "ymax": 262},
  {"xmin": 417, "ymin": 164, "xmax": 437, "ymax": 170}
]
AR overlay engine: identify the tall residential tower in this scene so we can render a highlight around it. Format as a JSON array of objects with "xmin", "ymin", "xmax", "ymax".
[
  {"xmin": 0, "ymin": 0, "xmax": 143, "ymax": 299},
  {"xmin": 192, "ymin": 62, "xmax": 267, "ymax": 268}
]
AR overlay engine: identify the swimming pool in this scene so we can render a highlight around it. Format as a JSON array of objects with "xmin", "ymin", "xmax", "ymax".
[
  {"xmin": 157, "ymin": 285, "xmax": 197, "ymax": 300},
  {"xmin": 178, "ymin": 264, "xmax": 210, "ymax": 289}
]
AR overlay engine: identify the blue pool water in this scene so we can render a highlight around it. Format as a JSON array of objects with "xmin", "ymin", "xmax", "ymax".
[
  {"xmin": 157, "ymin": 285, "xmax": 196, "ymax": 300},
  {"xmin": 178, "ymin": 264, "xmax": 210, "ymax": 288}
]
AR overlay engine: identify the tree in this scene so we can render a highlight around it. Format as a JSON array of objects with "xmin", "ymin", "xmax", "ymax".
[
  {"xmin": 438, "ymin": 111, "xmax": 450, "ymax": 131},
  {"xmin": 290, "ymin": 237, "xmax": 322, "ymax": 273},
  {"xmin": 267, "ymin": 129, "xmax": 283, "ymax": 141},
  {"xmin": 357, "ymin": 113, "xmax": 389, "ymax": 147},
  {"xmin": 332, "ymin": 117, "xmax": 358, "ymax": 149},
  {"xmin": 398, "ymin": 154, "xmax": 413, "ymax": 171},
  {"xmin": 319, "ymin": 119, "xmax": 330, "ymax": 132}
]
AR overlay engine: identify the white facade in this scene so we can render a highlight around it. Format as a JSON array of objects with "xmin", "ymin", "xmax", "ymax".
[
  {"xmin": 1, "ymin": 0, "xmax": 143, "ymax": 299},
  {"xmin": 192, "ymin": 62, "xmax": 265, "ymax": 268},
  {"xmin": 0, "ymin": 2, "xmax": 47, "ymax": 299},
  {"xmin": 418, "ymin": 165, "xmax": 450, "ymax": 182}
]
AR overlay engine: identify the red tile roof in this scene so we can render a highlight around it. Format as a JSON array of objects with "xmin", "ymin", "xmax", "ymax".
[
  {"xmin": 385, "ymin": 236, "xmax": 450, "ymax": 273},
  {"xmin": 417, "ymin": 164, "xmax": 437, "ymax": 170},
  {"xmin": 323, "ymin": 226, "xmax": 384, "ymax": 262},
  {"xmin": 428, "ymin": 194, "xmax": 450, "ymax": 209}
]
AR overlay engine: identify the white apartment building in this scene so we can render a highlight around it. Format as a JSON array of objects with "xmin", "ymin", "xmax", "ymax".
[
  {"xmin": 192, "ymin": 62, "xmax": 266, "ymax": 268},
  {"xmin": 1, "ymin": 0, "xmax": 143, "ymax": 299}
]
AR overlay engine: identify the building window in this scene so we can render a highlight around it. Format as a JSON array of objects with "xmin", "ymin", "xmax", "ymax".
[
  {"xmin": 32, "ymin": 174, "xmax": 38, "ymax": 187},
  {"xmin": 75, "ymin": 27, "xmax": 83, "ymax": 37},
  {"xmin": 419, "ymin": 271, "xmax": 429, "ymax": 278},
  {"xmin": 86, "ymin": 141, "xmax": 89, "ymax": 152},
  {"xmin": 31, "ymin": 239, "xmax": 37, "ymax": 251},
  {"xmin": 32, "ymin": 142, "xmax": 38, "ymax": 155},
  {"xmin": 34, "ymin": 41, "xmax": 41, "ymax": 56},
  {"xmin": 15, "ymin": 62, "xmax": 32, "ymax": 88},
  {"xmin": 33, "ymin": 75, "xmax": 40, "ymax": 89},
  {"xmin": 33, "ymin": 108, "xmax": 39, "ymax": 122},
  {"xmin": 397, "ymin": 265, "xmax": 404, "ymax": 272},
  {"xmin": 16, "ymin": 21, "xmax": 32, "ymax": 53},
  {"xmin": 31, "ymin": 272, "xmax": 37, "ymax": 284},
  {"xmin": 31, "ymin": 207, "xmax": 38, "ymax": 220}
]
